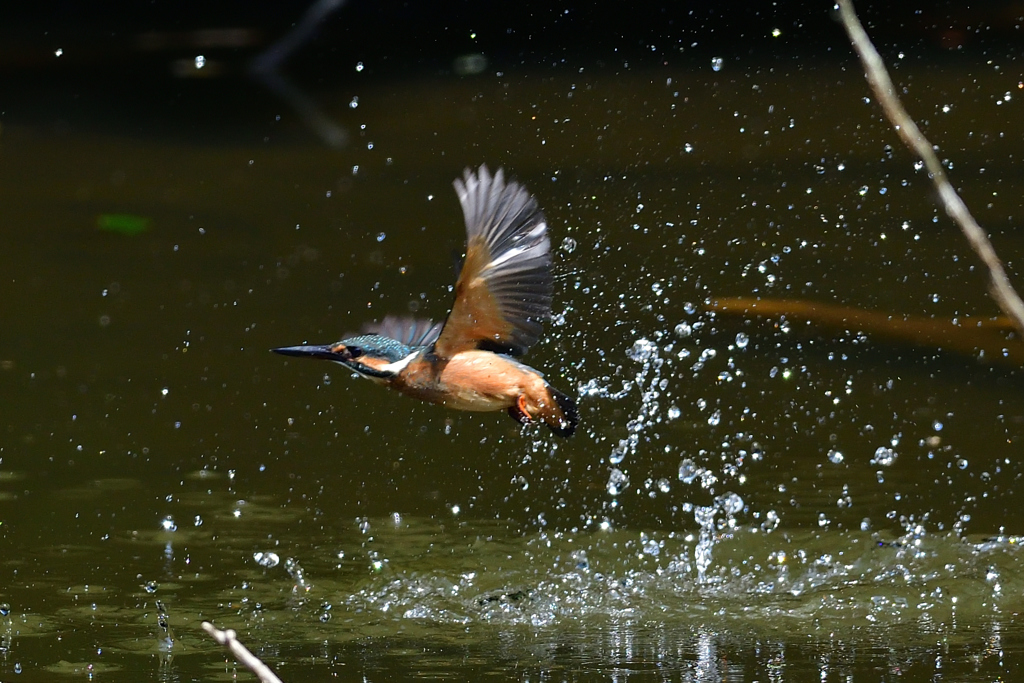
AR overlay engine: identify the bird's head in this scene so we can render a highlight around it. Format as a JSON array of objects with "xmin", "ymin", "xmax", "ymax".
[{"xmin": 272, "ymin": 334, "xmax": 418, "ymax": 382}]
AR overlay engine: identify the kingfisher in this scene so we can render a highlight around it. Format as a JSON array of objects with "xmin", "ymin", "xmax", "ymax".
[{"xmin": 272, "ymin": 165, "xmax": 578, "ymax": 437}]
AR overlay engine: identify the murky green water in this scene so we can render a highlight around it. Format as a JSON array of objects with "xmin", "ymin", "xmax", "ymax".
[{"xmin": 3, "ymin": 5, "xmax": 1024, "ymax": 680}]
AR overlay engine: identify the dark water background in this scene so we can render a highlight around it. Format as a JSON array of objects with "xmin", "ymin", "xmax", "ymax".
[{"xmin": 3, "ymin": 1, "xmax": 1024, "ymax": 680}]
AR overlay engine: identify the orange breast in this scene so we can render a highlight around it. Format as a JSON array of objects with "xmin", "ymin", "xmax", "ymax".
[
  {"xmin": 439, "ymin": 351, "xmax": 548, "ymax": 411},
  {"xmin": 395, "ymin": 350, "xmax": 547, "ymax": 412}
]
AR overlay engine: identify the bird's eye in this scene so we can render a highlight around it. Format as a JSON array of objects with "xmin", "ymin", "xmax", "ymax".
[{"xmin": 345, "ymin": 346, "xmax": 363, "ymax": 359}]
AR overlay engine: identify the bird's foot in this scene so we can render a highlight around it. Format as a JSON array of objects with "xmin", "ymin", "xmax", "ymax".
[{"xmin": 507, "ymin": 395, "xmax": 534, "ymax": 424}]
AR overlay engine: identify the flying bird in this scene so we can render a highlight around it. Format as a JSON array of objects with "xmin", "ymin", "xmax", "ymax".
[{"xmin": 273, "ymin": 165, "xmax": 578, "ymax": 436}]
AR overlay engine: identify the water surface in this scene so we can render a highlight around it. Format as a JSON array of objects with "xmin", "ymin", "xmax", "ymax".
[{"xmin": 2, "ymin": 3, "xmax": 1024, "ymax": 680}]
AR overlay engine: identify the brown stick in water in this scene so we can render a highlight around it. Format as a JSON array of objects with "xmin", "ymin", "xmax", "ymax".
[{"xmin": 708, "ymin": 297, "xmax": 1024, "ymax": 365}]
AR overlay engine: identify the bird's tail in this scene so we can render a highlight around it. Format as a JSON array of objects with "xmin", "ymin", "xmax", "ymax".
[{"xmin": 538, "ymin": 384, "xmax": 579, "ymax": 437}]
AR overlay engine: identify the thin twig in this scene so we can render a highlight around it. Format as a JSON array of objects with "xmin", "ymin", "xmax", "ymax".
[
  {"xmin": 837, "ymin": 0, "xmax": 1024, "ymax": 338},
  {"xmin": 201, "ymin": 621, "xmax": 285, "ymax": 683},
  {"xmin": 249, "ymin": 0, "xmax": 349, "ymax": 148}
]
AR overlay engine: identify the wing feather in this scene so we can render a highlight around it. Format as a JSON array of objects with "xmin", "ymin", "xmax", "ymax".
[
  {"xmin": 433, "ymin": 166, "xmax": 553, "ymax": 358},
  {"xmin": 362, "ymin": 316, "xmax": 443, "ymax": 349}
]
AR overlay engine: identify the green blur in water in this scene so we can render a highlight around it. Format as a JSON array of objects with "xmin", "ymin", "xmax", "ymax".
[{"xmin": 97, "ymin": 213, "xmax": 152, "ymax": 235}]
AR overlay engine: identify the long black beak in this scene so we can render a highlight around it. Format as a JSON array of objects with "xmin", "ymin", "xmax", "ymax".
[{"xmin": 271, "ymin": 344, "xmax": 338, "ymax": 360}]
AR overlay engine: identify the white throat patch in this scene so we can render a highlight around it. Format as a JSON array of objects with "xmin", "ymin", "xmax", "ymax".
[
  {"xmin": 333, "ymin": 350, "xmax": 419, "ymax": 384},
  {"xmin": 379, "ymin": 350, "xmax": 419, "ymax": 375}
]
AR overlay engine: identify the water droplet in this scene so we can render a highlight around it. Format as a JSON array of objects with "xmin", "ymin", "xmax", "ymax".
[
  {"xmin": 827, "ymin": 449, "xmax": 844, "ymax": 464},
  {"xmin": 194, "ymin": 55, "xmax": 206, "ymax": 69},
  {"xmin": 572, "ymin": 549, "xmax": 589, "ymax": 571},
  {"xmin": 674, "ymin": 322, "xmax": 692, "ymax": 338},
  {"xmin": 609, "ymin": 440, "xmax": 628, "ymax": 465},
  {"xmin": 871, "ymin": 446, "xmax": 897, "ymax": 466},
  {"xmin": 160, "ymin": 517, "xmax": 177, "ymax": 532},
  {"xmin": 760, "ymin": 510, "xmax": 780, "ymax": 533},
  {"xmin": 858, "ymin": 185, "xmax": 869, "ymax": 196},
  {"xmin": 607, "ymin": 468, "xmax": 628, "ymax": 495},
  {"xmin": 560, "ymin": 236, "xmax": 576, "ymax": 253},
  {"xmin": 626, "ymin": 338, "xmax": 658, "ymax": 363},
  {"xmin": 711, "ymin": 57, "xmax": 723, "ymax": 72},
  {"xmin": 254, "ymin": 551, "xmax": 280, "ymax": 568},
  {"xmin": 683, "ymin": 142, "xmax": 694, "ymax": 153},
  {"xmin": 957, "ymin": 458, "xmax": 968, "ymax": 470},
  {"xmin": 355, "ymin": 61, "xmax": 365, "ymax": 72},
  {"xmin": 376, "ymin": 232, "xmax": 386, "ymax": 242},
  {"xmin": 349, "ymin": 96, "xmax": 359, "ymax": 109},
  {"xmin": 717, "ymin": 492, "xmax": 744, "ymax": 515},
  {"xmin": 678, "ymin": 458, "xmax": 699, "ymax": 484},
  {"xmin": 734, "ymin": 332, "xmax": 749, "ymax": 349},
  {"xmin": 667, "ymin": 405, "xmax": 681, "ymax": 420}
]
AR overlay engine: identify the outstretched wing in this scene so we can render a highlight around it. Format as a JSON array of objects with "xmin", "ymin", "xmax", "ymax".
[
  {"xmin": 433, "ymin": 165, "xmax": 553, "ymax": 359},
  {"xmin": 362, "ymin": 316, "xmax": 443, "ymax": 349}
]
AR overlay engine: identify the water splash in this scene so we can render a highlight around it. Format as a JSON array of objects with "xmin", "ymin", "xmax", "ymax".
[
  {"xmin": 602, "ymin": 338, "xmax": 666, "ymax": 497},
  {"xmin": 693, "ymin": 493, "xmax": 746, "ymax": 584},
  {"xmin": 154, "ymin": 599, "xmax": 174, "ymax": 651},
  {"xmin": 0, "ymin": 603, "xmax": 11, "ymax": 654},
  {"xmin": 694, "ymin": 505, "xmax": 717, "ymax": 584},
  {"xmin": 285, "ymin": 557, "xmax": 311, "ymax": 593}
]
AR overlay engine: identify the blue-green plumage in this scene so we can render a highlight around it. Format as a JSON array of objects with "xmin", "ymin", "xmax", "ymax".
[{"xmin": 338, "ymin": 334, "xmax": 417, "ymax": 363}]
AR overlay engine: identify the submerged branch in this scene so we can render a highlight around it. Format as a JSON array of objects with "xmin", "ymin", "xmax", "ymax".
[
  {"xmin": 836, "ymin": 0, "xmax": 1024, "ymax": 339},
  {"xmin": 709, "ymin": 297, "xmax": 1024, "ymax": 365}
]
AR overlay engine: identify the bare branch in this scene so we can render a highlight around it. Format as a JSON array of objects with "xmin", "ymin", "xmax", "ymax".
[
  {"xmin": 201, "ymin": 621, "xmax": 285, "ymax": 683},
  {"xmin": 836, "ymin": 0, "xmax": 1024, "ymax": 338}
]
